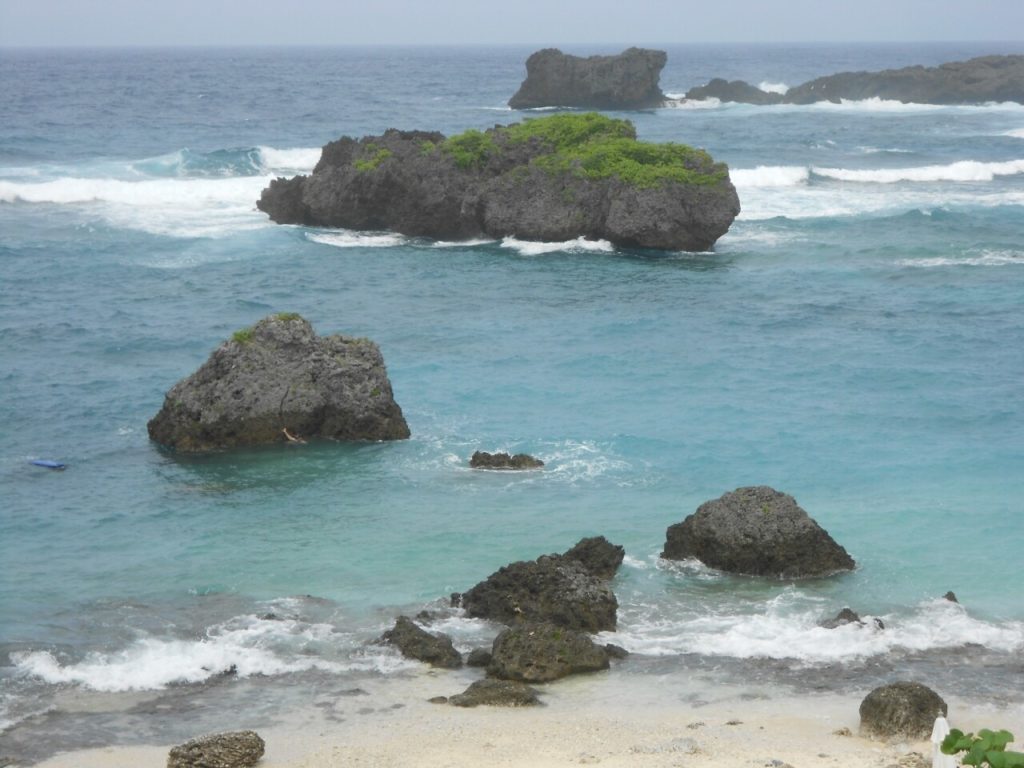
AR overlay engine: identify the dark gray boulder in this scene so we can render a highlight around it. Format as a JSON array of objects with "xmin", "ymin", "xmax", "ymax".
[
  {"xmin": 470, "ymin": 451, "xmax": 544, "ymax": 470},
  {"xmin": 466, "ymin": 647, "xmax": 492, "ymax": 668},
  {"xmin": 859, "ymin": 682, "xmax": 947, "ymax": 740},
  {"xmin": 943, "ymin": 591, "xmax": 959, "ymax": 603},
  {"xmin": 508, "ymin": 47, "xmax": 667, "ymax": 110},
  {"xmin": 147, "ymin": 314, "xmax": 409, "ymax": 452},
  {"xmin": 487, "ymin": 622, "xmax": 610, "ymax": 683},
  {"xmin": 258, "ymin": 113, "xmax": 739, "ymax": 253},
  {"xmin": 167, "ymin": 730, "xmax": 265, "ymax": 768},
  {"xmin": 449, "ymin": 678, "xmax": 542, "ymax": 707},
  {"xmin": 684, "ymin": 78, "xmax": 784, "ymax": 105},
  {"xmin": 661, "ymin": 486, "xmax": 855, "ymax": 578},
  {"xmin": 821, "ymin": 608, "xmax": 862, "ymax": 629},
  {"xmin": 378, "ymin": 616, "xmax": 462, "ymax": 669},
  {"xmin": 453, "ymin": 537, "xmax": 623, "ymax": 632},
  {"xmin": 561, "ymin": 536, "xmax": 626, "ymax": 580}
]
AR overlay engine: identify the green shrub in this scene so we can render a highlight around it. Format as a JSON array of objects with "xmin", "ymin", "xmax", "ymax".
[
  {"xmin": 274, "ymin": 312, "xmax": 302, "ymax": 322},
  {"xmin": 942, "ymin": 729, "xmax": 1024, "ymax": 768},
  {"xmin": 442, "ymin": 129, "xmax": 495, "ymax": 169},
  {"xmin": 354, "ymin": 143, "xmax": 393, "ymax": 172},
  {"xmin": 232, "ymin": 327, "xmax": 254, "ymax": 344}
]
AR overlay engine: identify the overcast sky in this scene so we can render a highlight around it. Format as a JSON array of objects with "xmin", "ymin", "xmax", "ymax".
[{"xmin": 1, "ymin": 0, "xmax": 1022, "ymax": 47}]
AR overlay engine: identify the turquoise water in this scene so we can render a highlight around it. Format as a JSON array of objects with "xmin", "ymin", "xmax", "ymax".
[{"xmin": 1, "ymin": 43, "xmax": 1023, "ymax": 760}]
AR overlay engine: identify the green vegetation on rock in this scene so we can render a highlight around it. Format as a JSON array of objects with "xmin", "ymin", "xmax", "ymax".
[
  {"xmin": 442, "ymin": 112, "xmax": 726, "ymax": 187},
  {"xmin": 354, "ymin": 143, "xmax": 393, "ymax": 172},
  {"xmin": 232, "ymin": 327, "xmax": 254, "ymax": 344},
  {"xmin": 274, "ymin": 312, "xmax": 302, "ymax": 322}
]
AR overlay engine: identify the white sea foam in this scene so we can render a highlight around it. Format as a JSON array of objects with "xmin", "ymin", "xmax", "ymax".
[
  {"xmin": 257, "ymin": 146, "xmax": 321, "ymax": 173},
  {"xmin": 730, "ymin": 166, "xmax": 810, "ymax": 188},
  {"xmin": 663, "ymin": 97, "xmax": 721, "ymax": 110},
  {"xmin": 607, "ymin": 595, "xmax": 1024, "ymax": 664},
  {"xmin": 306, "ymin": 230, "xmax": 408, "ymax": 248},
  {"xmin": 758, "ymin": 81, "xmax": 789, "ymax": 95},
  {"xmin": 9, "ymin": 614, "xmax": 411, "ymax": 693},
  {"xmin": 815, "ymin": 158, "xmax": 1024, "ymax": 184},
  {"xmin": 896, "ymin": 250, "xmax": 1024, "ymax": 268},
  {"xmin": 858, "ymin": 146, "xmax": 913, "ymax": 154},
  {"xmin": 0, "ymin": 175, "xmax": 273, "ymax": 237},
  {"xmin": 1006, "ymin": 128, "xmax": 1024, "ymax": 139},
  {"xmin": 431, "ymin": 238, "xmax": 496, "ymax": 248},
  {"xmin": 500, "ymin": 236, "xmax": 615, "ymax": 256}
]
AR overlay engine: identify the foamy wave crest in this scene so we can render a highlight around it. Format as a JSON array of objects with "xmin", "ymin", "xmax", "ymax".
[
  {"xmin": 541, "ymin": 440, "xmax": 631, "ymax": 483},
  {"xmin": 730, "ymin": 166, "xmax": 810, "ymax": 188},
  {"xmin": 306, "ymin": 230, "xmax": 408, "ymax": 248},
  {"xmin": 257, "ymin": 146, "xmax": 321, "ymax": 173},
  {"xmin": 608, "ymin": 594, "xmax": 1024, "ymax": 664},
  {"xmin": 0, "ymin": 176, "xmax": 272, "ymax": 237},
  {"xmin": 815, "ymin": 159, "xmax": 1024, "ymax": 184},
  {"xmin": 1006, "ymin": 128, "xmax": 1024, "ymax": 139},
  {"xmin": 663, "ymin": 97, "xmax": 721, "ymax": 110},
  {"xmin": 758, "ymin": 81, "xmax": 789, "ymax": 95},
  {"xmin": 500, "ymin": 236, "xmax": 615, "ymax": 256},
  {"xmin": 896, "ymin": 250, "xmax": 1024, "ymax": 268},
  {"xmin": 10, "ymin": 615, "xmax": 354, "ymax": 692}
]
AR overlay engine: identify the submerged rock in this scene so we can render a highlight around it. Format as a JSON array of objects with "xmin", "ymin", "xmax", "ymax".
[
  {"xmin": 859, "ymin": 682, "xmax": 947, "ymax": 740},
  {"xmin": 661, "ymin": 486, "xmax": 855, "ymax": 578},
  {"xmin": 470, "ymin": 451, "xmax": 544, "ymax": 470},
  {"xmin": 684, "ymin": 78, "xmax": 784, "ymax": 105},
  {"xmin": 258, "ymin": 112, "xmax": 738, "ymax": 253},
  {"xmin": 487, "ymin": 622, "xmax": 610, "ymax": 683},
  {"xmin": 147, "ymin": 314, "xmax": 409, "ymax": 452},
  {"xmin": 378, "ymin": 616, "xmax": 462, "ymax": 669},
  {"xmin": 449, "ymin": 678, "xmax": 542, "ymax": 707},
  {"xmin": 508, "ymin": 47, "xmax": 667, "ymax": 110},
  {"xmin": 453, "ymin": 536, "xmax": 624, "ymax": 632},
  {"xmin": 167, "ymin": 730, "xmax": 265, "ymax": 768},
  {"xmin": 820, "ymin": 608, "xmax": 883, "ymax": 630}
]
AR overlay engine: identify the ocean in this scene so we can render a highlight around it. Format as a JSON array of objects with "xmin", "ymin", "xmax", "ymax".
[{"xmin": 1, "ymin": 42, "xmax": 1023, "ymax": 762}]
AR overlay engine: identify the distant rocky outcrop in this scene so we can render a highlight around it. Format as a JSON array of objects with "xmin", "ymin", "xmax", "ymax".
[
  {"xmin": 378, "ymin": 616, "xmax": 463, "ymax": 669},
  {"xmin": 147, "ymin": 314, "xmax": 409, "ymax": 452},
  {"xmin": 487, "ymin": 621, "xmax": 611, "ymax": 683},
  {"xmin": 453, "ymin": 536, "xmax": 624, "ymax": 632},
  {"xmin": 470, "ymin": 451, "xmax": 544, "ymax": 470},
  {"xmin": 258, "ymin": 112, "xmax": 739, "ymax": 253},
  {"xmin": 685, "ymin": 55, "xmax": 1024, "ymax": 105},
  {"xmin": 508, "ymin": 47, "xmax": 667, "ymax": 110},
  {"xmin": 859, "ymin": 682, "xmax": 947, "ymax": 740},
  {"xmin": 448, "ymin": 678, "xmax": 542, "ymax": 707},
  {"xmin": 167, "ymin": 730, "xmax": 265, "ymax": 768},
  {"xmin": 661, "ymin": 486, "xmax": 855, "ymax": 578}
]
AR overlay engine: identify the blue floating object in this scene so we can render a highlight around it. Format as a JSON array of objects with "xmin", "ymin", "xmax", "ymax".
[{"xmin": 30, "ymin": 459, "xmax": 66, "ymax": 470}]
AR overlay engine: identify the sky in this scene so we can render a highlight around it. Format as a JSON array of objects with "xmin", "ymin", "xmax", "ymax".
[{"xmin": 0, "ymin": 0, "xmax": 1022, "ymax": 47}]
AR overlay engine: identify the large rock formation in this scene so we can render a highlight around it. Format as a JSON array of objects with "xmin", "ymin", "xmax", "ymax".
[
  {"xmin": 859, "ymin": 682, "xmax": 947, "ymax": 740},
  {"xmin": 508, "ymin": 47, "xmax": 667, "ymax": 110},
  {"xmin": 147, "ymin": 314, "xmax": 409, "ymax": 452},
  {"xmin": 685, "ymin": 55, "xmax": 1024, "ymax": 105},
  {"xmin": 487, "ymin": 622, "xmax": 611, "ymax": 683},
  {"xmin": 167, "ymin": 731, "xmax": 265, "ymax": 768},
  {"xmin": 661, "ymin": 486, "xmax": 855, "ymax": 578},
  {"xmin": 453, "ymin": 536, "xmax": 624, "ymax": 632},
  {"xmin": 378, "ymin": 616, "xmax": 463, "ymax": 669},
  {"xmin": 257, "ymin": 112, "xmax": 739, "ymax": 253}
]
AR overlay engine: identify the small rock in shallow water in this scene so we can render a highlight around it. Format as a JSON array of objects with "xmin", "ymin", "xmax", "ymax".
[{"xmin": 469, "ymin": 451, "xmax": 544, "ymax": 470}]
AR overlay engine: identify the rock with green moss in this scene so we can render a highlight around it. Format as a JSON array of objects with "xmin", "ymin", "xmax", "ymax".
[
  {"xmin": 147, "ymin": 314, "xmax": 409, "ymax": 452},
  {"xmin": 257, "ymin": 113, "xmax": 739, "ymax": 252}
]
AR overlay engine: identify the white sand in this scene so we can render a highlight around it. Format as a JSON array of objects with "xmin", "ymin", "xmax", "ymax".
[{"xmin": 34, "ymin": 669, "xmax": 1024, "ymax": 768}]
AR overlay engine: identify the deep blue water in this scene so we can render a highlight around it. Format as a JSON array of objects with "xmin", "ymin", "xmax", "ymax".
[{"xmin": 1, "ymin": 43, "xmax": 1023, "ymax": 760}]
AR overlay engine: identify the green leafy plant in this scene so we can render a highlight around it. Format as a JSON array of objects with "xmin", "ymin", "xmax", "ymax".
[
  {"xmin": 354, "ymin": 143, "xmax": 393, "ymax": 172},
  {"xmin": 442, "ymin": 129, "xmax": 495, "ymax": 169},
  {"xmin": 231, "ymin": 327, "xmax": 254, "ymax": 344},
  {"xmin": 274, "ymin": 312, "xmax": 302, "ymax": 322},
  {"xmin": 942, "ymin": 729, "xmax": 1024, "ymax": 768}
]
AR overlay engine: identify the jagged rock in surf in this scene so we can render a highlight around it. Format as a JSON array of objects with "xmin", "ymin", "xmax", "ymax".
[
  {"xmin": 147, "ymin": 313, "xmax": 409, "ymax": 452},
  {"xmin": 684, "ymin": 78, "xmax": 784, "ymax": 105},
  {"xmin": 487, "ymin": 621, "xmax": 611, "ymax": 683},
  {"xmin": 453, "ymin": 536, "xmax": 624, "ymax": 632},
  {"xmin": 257, "ymin": 112, "xmax": 739, "ymax": 253},
  {"xmin": 661, "ymin": 486, "xmax": 855, "ymax": 578},
  {"xmin": 508, "ymin": 47, "xmax": 667, "ymax": 110},
  {"xmin": 470, "ymin": 451, "xmax": 544, "ymax": 470},
  {"xmin": 378, "ymin": 616, "xmax": 463, "ymax": 669}
]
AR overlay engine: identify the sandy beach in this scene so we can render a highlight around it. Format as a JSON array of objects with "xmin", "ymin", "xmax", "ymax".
[{"xmin": 33, "ymin": 667, "xmax": 1024, "ymax": 768}]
